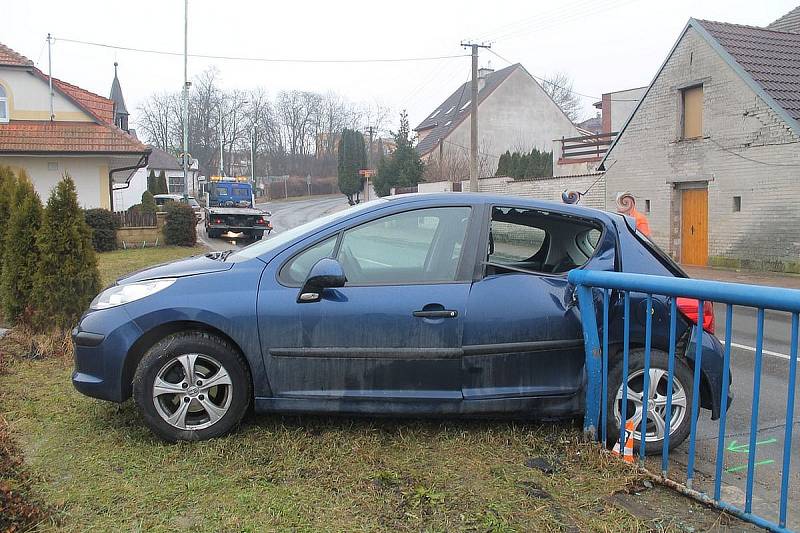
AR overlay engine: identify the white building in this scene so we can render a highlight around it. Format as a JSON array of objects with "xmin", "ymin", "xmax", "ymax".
[{"xmin": 413, "ymin": 63, "xmax": 580, "ymax": 184}]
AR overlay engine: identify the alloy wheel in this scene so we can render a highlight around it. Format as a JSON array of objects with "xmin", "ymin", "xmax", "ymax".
[
  {"xmin": 612, "ymin": 368, "xmax": 687, "ymax": 443},
  {"xmin": 152, "ymin": 353, "xmax": 233, "ymax": 431}
]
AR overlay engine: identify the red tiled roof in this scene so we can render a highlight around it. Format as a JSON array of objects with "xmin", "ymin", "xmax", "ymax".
[
  {"xmin": 0, "ymin": 43, "xmax": 33, "ymax": 67},
  {"xmin": 26, "ymin": 68, "xmax": 116, "ymax": 125},
  {"xmin": 0, "ymin": 121, "xmax": 149, "ymax": 154},
  {"xmin": 51, "ymin": 77, "xmax": 115, "ymax": 124}
]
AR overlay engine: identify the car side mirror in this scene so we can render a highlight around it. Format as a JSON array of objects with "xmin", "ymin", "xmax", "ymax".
[{"xmin": 298, "ymin": 258, "xmax": 346, "ymax": 303}]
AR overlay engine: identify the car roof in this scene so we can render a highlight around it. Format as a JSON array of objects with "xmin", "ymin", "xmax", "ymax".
[{"xmin": 384, "ymin": 192, "xmax": 613, "ymax": 220}]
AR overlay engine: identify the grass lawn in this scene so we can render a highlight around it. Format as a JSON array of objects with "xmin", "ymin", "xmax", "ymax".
[{"xmin": 0, "ymin": 244, "xmax": 746, "ymax": 531}]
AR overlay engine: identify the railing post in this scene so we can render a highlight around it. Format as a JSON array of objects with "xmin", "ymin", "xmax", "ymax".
[{"xmin": 575, "ymin": 283, "xmax": 602, "ymax": 440}]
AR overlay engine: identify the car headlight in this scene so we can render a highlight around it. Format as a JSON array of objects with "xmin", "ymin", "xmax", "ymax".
[{"xmin": 90, "ymin": 279, "xmax": 177, "ymax": 310}]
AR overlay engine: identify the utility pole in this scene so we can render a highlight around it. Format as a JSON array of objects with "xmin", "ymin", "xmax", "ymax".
[
  {"xmin": 251, "ymin": 126, "xmax": 256, "ymax": 185},
  {"xmin": 218, "ymin": 109, "xmax": 224, "ymax": 176},
  {"xmin": 460, "ymin": 41, "xmax": 490, "ymax": 193},
  {"xmin": 366, "ymin": 125, "xmax": 374, "ymax": 201},
  {"xmin": 181, "ymin": 0, "xmax": 189, "ymax": 199},
  {"xmin": 47, "ymin": 34, "xmax": 54, "ymax": 121}
]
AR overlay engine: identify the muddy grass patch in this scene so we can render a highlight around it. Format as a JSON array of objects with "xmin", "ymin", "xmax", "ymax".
[{"xmin": 0, "ymin": 356, "xmax": 661, "ymax": 532}]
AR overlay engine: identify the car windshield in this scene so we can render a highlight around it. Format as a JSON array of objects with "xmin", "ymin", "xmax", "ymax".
[{"xmin": 229, "ymin": 199, "xmax": 387, "ymax": 261}]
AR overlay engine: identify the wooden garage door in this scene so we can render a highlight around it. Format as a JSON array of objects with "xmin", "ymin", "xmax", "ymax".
[{"xmin": 681, "ymin": 188, "xmax": 708, "ymax": 266}]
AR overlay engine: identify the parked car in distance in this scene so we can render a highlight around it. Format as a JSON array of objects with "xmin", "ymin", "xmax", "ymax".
[
  {"xmin": 72, "ymin": 193, "xmax": 729, "ymax": 451},
  {"xmin": 153, "ymin": 194, "xmax": 203, "ymax": 222}
]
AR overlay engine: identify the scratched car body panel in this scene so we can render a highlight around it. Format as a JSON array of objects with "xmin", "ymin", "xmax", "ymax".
[{"xmin": 72, "ymin": 193, "xmax": 728, "ymax": 443}]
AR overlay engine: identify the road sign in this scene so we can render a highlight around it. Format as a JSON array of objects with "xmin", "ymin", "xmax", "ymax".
[{"xmin": 359, "ymin": 169, "xmax": 375, "ymax": 178}]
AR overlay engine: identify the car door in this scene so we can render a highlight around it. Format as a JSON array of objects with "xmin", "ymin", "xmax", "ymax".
[
  {"xmin": 462, "ymin": 205, "xmax": 615, "ymax": 401},
  {"xmin": 261, "ymin": 205, "xmax": 478, "ymax": 401}
]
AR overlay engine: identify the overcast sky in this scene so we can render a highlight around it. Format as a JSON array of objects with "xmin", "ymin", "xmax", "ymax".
[{"xmin": 6, "ymin": 0, "xmax": 799, "ymax": 135}]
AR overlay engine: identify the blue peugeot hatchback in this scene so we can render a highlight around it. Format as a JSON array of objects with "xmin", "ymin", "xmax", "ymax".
[{"xmin": 73, "ymin": 193, "xmax": 727, "ymax": 450}]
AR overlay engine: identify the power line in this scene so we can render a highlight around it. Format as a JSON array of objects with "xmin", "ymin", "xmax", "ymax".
[
  {"xmin": 52, "ymin": 36, "xmax": 470, "ymax": 64},
  {"xmin": 487, "ymin": 48, "xmax": 640, "ymax": 103},
  {"xmin": 709, "ymin": 138, "xmax": 800, "ymax": 167}
]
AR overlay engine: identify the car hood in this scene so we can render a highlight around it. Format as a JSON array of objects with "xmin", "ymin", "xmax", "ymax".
[{"xmin": 118, "ymin": 253, "xmax": 235, "ymax": 284}]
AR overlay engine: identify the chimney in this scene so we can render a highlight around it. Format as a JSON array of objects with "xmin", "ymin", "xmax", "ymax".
[{"xmin": 477, "ymin": 64, "xmax": 494, "ymax": 91}]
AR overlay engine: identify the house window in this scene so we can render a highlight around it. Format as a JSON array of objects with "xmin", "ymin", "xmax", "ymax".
[
  {"xmin": 681, "ymin": 85, "xmax": 703, "ymax": 139},
  {"xmin": 0, "ymin": 85, "xmax": 8, "ymax": 123},
  {"xmin": 429, "ymin": 109, "xmax": 441, "ymax": 119},
  {"xmin": 733, "ymin": 196, "xmax": 741, "ymax": 212},
  {"xmin": 645, "ymin": 199, "xmax": 651, "ymax": 213},
  {"xmin": 460, "ymin": 100, "xmax": 471, "ymax": 111},
  {"xmin": 445, "ymin": 105, "xmax": 455, "ymax": 114}
]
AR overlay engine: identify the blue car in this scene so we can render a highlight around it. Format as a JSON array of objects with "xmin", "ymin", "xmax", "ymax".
[{"xmin": 73, "ymin": 193, "xmax": 728, "ymax": 449}]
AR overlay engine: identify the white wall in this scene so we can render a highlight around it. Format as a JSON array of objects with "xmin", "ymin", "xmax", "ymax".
[
  {"xmin": 0, "ymin": 155, "xmax": 108, "ymax": 208},
  {"xmin": 113, "ymin": 167, "xmax": 148, "ymax": 211},
  {"xmin": 0, "ymin": 68, "xmax": 91, "ymax": 121}
]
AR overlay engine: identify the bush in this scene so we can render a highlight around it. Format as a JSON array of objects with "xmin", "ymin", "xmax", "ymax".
[
  {"xmin": 31, "ymin": 175, "xmax": 101, "ymax": 331},
  {"xmin": 1, "ymin": 177, "xmax": 42, "ymax": 323},
  {"xmin": 84, "ymin": 208, "xmax": 118, "ymax": 252},
  {"xmin": 164, "ymin": 202, "xmax": 196, "ymax": 246},
  {"xmin": 141, "ymin": 190, "xmax": 157, "ymax": 214}
]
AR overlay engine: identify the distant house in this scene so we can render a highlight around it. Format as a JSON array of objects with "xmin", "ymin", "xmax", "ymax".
[
  {"xmin": 413, "ymin": 63, "xmax": 579, "ymax": 184},
  {"xmin": 593, "ymin": 87, "xmax": 646, "ymax": 134},
  {"xmin": 107, "ymin": 65, "xmax": 199, "ymax": 210},
  {"xmin": 601, "ymin": 8, "xmax": 800, "ymax": 271},
  {"xmin": 0, "ymin": 43, "xmax": 149, "ymax": 209}
]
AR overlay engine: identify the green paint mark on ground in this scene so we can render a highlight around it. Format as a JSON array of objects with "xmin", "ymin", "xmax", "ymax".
[
  {"xmin": 726, "ymin": 437, "xmax": 777, "ymax": 453},
  {"xmin": 726, "ymin": 460, "xmax": 775, "ymax": 473}
]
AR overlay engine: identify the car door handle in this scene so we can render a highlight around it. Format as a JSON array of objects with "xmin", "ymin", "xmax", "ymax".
[{"xmin": 413, "ymin": 309, "xmax": 458, "ymax": 318}]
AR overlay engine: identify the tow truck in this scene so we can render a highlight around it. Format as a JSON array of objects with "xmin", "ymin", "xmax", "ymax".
[{"xmin": 203, "ymin": 176, "xmax": 272, "ymax": 241}]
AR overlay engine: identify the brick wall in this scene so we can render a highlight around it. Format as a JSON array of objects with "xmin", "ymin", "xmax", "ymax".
[{"xmin": 603, "ymin": 26, "xmax": 800, "ymax": 269}]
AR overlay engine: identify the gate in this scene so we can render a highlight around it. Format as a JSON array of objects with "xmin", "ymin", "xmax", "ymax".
[{"xmin": 569, "ymin": 269, "xmax": 800, "ymax": 532}]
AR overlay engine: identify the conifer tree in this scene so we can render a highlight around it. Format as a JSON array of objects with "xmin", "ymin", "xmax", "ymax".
[
  {"xmin": 374, "ymin": 111, "xmax": 424, "ymax": 197},
  {"xmin": 337, "ymin": 129, "xmax": 367, "ymax": 205},
  {"xmin": 31, "ymin": 175, "xmax": 101, "ymax": 330},
  {"xmin": 157, "ymin": 171, "xmax": 169, "ymax": 194},
  {"xmin": 147, "ymin": 169, "xmax": 157, "ymax": 193},
  {"xmin": 141, "ymin": 190, "xmax": 157, "ymax": 213},
  {"xmin": 0, "ymin": 166, "xmax": 19, "ymax": 278},
  {"xmin": 1, "ymin": 176, "xmax": 42, "ymax": 322}
]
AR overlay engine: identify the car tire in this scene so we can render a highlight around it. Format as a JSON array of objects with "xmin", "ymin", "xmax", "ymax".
[
  {"xmin": 605, "ymin": 349, "xmax": 694, "ymax": 455},
  {"xmin": 132, "ymin": 331, "xmax": 251, "ymax": 442}
]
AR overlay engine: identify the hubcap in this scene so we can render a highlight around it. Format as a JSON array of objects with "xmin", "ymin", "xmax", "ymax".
[
  {"xmin": 152, "ymin": 353, "xmax": 233, "ymax": 431},
  {"xmin": 613, "ymin": 368, "xmax": 687, "ymax": 443}
]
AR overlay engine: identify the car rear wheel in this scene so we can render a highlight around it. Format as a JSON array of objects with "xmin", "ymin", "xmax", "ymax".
[
  {"xmin": 606, "ymin": 349, "xmax": 694, "ymax": 455},
  {"xmin": 133, "ymin": 332, "xmax": 251, "ymax": 442}
]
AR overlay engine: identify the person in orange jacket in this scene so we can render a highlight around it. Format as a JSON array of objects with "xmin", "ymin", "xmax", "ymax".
[{"xmin": 616, "ymin": 192, "xmax": 651, "ymax": 237}]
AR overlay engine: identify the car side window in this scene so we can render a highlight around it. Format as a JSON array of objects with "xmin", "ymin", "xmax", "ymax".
[
  {"xmin": 336, "ymin": 207, "xmax": 471, "ymax": 285},
  {"xmin": 280, "ymin": 235, "xmax": 338, "ymax": 285},
  {"xmin": 487, "ymin": 206, "xmax": 602, "ymax": 275}
]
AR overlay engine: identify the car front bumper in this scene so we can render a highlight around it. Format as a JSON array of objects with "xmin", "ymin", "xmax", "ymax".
[{"xmin": 72, "ymin": 304, "xmax": 144, "ymax": 403}]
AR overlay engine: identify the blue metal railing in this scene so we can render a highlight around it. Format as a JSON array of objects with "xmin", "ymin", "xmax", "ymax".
[{"xmin": 568, "ymin": 269, "xmax": 800, "ymax": 533}]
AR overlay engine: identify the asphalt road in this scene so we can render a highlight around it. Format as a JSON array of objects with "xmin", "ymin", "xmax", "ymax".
[
  {"xmin": 197, "ymin": 197, "xmax": 797, "ymax": 526},
  {"xmin": 656, "ymin": 305, "xmax": 800, "ymax": 528}
]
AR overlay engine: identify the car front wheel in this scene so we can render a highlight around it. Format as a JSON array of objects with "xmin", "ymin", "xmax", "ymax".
[
  {"xmin": 606, "ymin": 349, "xmax": 694, "ymax": 455},
  {"xmin": 132, "ymin": 332, "xmax": 251, "ymax": 442}
]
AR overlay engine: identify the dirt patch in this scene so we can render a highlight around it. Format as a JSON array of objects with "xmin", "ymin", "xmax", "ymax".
[
  {"xmin": 0, "ymin": 413, "xmax": 50, "ymax": 533},
  {"xmin": 610, "ymin": 480, "xmax": 763, "ymax": 532}
]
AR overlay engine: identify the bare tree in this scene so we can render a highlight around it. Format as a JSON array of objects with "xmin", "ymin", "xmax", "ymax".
[
  {"xmin": 136, "ymin": 91, "xmax": 180, "ymax": 151},
  {"xmin": 541, "ymin": 71, "xmax": 583, "ymax": 123}
]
